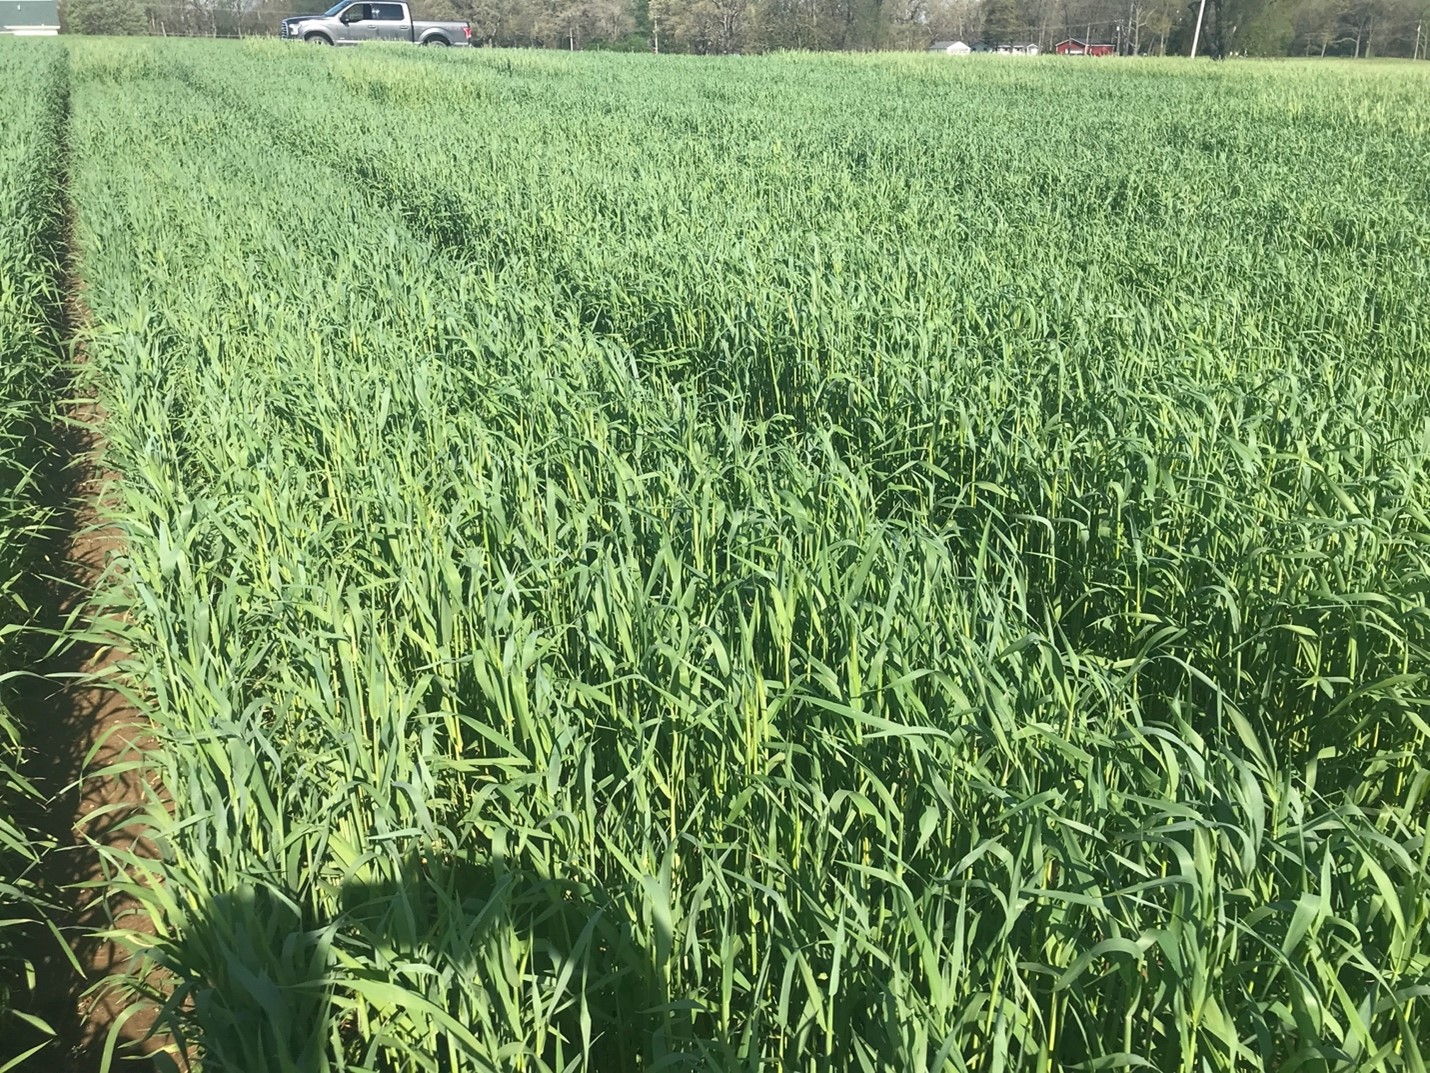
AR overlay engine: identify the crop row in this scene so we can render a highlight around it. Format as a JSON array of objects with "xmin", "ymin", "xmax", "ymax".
[
  {"xmin": 189, "ymin": 43, "xmax": 1430, "ymax": 763},
  {"xmin": 0, "ymin": 39, "xmax": 69, "ymax": 1067},
  {"xmin": 65, "ymin": 40, "xmax": 1430, "ymax": 1071}
]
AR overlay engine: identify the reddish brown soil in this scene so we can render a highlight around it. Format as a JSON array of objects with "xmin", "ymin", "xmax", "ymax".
[
  {"xmin": 10, "ymin": 298, "xmax": 181, "ymax": 1068},
  {"xmin": 3, "ymin": 122, "xmax": 188, "ymax": 1068}
]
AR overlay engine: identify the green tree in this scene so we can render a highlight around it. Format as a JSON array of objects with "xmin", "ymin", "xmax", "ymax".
[
  {"xmin": 981, "ymin": 0, "xmax": 1023, "ymax": 43},
  {"xmin": 1227, "ymin": 0, "xmax": 1294, "ymax": 50},
  {"xmin": 62, "ymin": 0, "xmax": 146, "ymax": 33}
]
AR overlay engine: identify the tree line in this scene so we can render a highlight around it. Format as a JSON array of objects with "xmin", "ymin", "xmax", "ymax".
[{"xmin": 62, "ymin": 0, "xmax": 1430, "ymax": 61}]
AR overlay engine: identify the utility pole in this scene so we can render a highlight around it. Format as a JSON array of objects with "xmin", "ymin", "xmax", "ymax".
[{"xmin": 1189, "ymin": 0, "xmax": 1207, "ymax": 56}]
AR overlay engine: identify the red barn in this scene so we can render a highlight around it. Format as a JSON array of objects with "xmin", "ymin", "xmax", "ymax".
[{"xmin": 1055, "ymin": 38, "xmax": 1116, "ymax": 55}]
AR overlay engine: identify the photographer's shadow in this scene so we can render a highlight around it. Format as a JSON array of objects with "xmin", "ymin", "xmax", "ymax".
[{"xmin": 175, "ymin": 852, "xmax": 704, "ymax": 1071}]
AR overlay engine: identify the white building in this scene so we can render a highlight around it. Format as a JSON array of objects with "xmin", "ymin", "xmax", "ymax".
[{"xmin": 1, "ymin": 0, "xmax": 59, "ymax": 33}]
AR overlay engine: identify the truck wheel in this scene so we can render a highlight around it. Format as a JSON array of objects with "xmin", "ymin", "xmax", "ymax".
[
  {"xmin": 423, "ymin": 36, "xmax": 450, "ymax": 45},
  {"xmin": 305, "ymin": 32, "xmax": 332, "ymax": 44}
]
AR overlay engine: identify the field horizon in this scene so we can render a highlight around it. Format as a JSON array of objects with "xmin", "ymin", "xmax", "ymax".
[{"xmin": 2, "ymin": 38, "xmax": 1428, "ymax": 1072}]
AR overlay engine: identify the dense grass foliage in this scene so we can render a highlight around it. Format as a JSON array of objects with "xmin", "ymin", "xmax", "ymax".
[
  {"xmin": 0, "ymin": 39, "xmax": 68, "ymax": 1066},
  {"xmin": 60, "ymin": 41, "xmax": 1430, "ymax": 1071}
]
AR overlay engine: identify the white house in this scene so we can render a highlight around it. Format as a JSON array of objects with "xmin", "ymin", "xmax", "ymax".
[{"xmin": 1, "ymin": 0, "xmax": 59, "ymax": 33}]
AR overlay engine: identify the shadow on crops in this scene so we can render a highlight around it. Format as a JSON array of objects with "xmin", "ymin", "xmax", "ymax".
[{"xmin": 176, "ymin": 857, "xmax": 699, "ymax": 1072}]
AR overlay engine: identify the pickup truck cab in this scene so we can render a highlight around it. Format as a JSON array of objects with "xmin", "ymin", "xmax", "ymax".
[{"xmin": 280, "ymin": 2, "xmax": 470, "ymax": 46}]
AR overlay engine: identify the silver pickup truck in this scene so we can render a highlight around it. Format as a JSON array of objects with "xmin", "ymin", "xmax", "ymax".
[{"xmin": 280, "ymin": 1, "xmax": 470, "ymax": 46}]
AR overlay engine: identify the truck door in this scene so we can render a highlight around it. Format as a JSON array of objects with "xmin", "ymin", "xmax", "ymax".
[
  {"xmin": 371, "ymin": 2, "xmax": 411, "ymax": 40},
  {"xmin": 336, "ymin": 3, "xmax": 378, "ymax": 42}
]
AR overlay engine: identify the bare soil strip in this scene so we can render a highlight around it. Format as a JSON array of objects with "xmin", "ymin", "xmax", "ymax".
[
  {"xmin": 11, "ymin": 249, "xmax": 172, "ymax": 1070},
  {"xmin": 12, "ymin": 406, "xmax": 168, "ymax": 1073}
]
